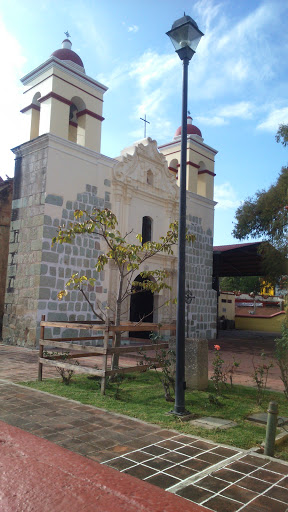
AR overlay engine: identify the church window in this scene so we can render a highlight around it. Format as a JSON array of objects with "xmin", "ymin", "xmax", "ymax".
[
  {"xmin": 147, "ymin": 170, "xmax": 153, "ymax": 185},
  {"xmin": 142, "ymin": 216, "xmax": 152, "ymax": 244}
]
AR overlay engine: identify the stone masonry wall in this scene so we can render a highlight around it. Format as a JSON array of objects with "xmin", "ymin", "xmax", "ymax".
[
  {"xmin": 0, "ymin": 179, "xmax": 13, "ymax": 336},
  {"xmin": 3, "ymin": 145, "xmax": 47, "ymax": 346},
  {"xmin": 37, "ymin": 182, "xmax": 111, "ymax": 342},
  {"xmin": 186, "ymin": 213, "xmax": 217, "ymax": 339}
]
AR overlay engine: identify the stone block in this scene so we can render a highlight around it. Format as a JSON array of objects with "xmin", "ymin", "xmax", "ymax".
[
  {"xmin": 40, "ymin": 276, "xmax": 56, "ymax": 287},
  {"xmin": 42, "ymin": 251, "xmax": 58, "ymax": 264},
  {"xmin": 43, "ymin": 226, "xmax": 57, "ymax": 239},
  {"xmin": 169, "ymin": 337, "xmax": 208, "ymax": 391},
  {"xmin": 45, "ymin": 194, "xmax": 63, "ymax": 206},
  {"xmin": 48, "ymin": 302, "xmax": 57, "ymax": 310},
  {"xmin": 39, "ymin": 288, "xmax": 50, "ymax": 300}
]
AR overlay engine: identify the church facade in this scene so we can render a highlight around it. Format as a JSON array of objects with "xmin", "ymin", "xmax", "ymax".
[{"xmin": 2, "ymin": 40, "xmax": 217, "ymax": 346}]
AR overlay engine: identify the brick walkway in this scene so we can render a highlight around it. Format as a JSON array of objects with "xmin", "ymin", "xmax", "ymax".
[{"xmin": 0, "ymin": 339, "xmax": 288, "ymax": 511}]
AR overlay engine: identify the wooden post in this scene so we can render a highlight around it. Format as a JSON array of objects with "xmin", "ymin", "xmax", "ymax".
[
  {"xmin": 38, "ymin": 314, "xmax": 45, "ymax": 381},
  {"xmin": 101, "ymin": 321, "xmax": 109, "ymax": 395}
]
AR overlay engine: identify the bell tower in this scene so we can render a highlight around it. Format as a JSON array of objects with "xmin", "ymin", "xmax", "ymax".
[
  {"xmin": 20, "ymin": 39, "xmax": 108, "ymax": 153},
  {"xmin": 158, "ymin": 116, "xmax": 217, "ymax": 200}
]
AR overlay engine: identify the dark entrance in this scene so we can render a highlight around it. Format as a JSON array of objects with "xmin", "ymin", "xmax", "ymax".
[{"xmin": 129, "ymin": 275, "xmax": 153, "ymax": 338}]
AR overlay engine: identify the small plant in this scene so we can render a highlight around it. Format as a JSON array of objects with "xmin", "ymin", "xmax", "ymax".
[
  {"xmin": 211, "ymin": 344, "xmax": 225, "ymax": 395},
  {"xmin": 139, "ymin": 332, "xmax": 175, "ymax": 402},
  {"xmin": 208, "ymin": 393, "xmax": 223, "ymax": 407},
  {"xmin": 275, "ymin": 325, "xmax": 288, "ymax": 401},
  {"xmin": 252, "ymin": 352, "xmax": 273, "ymax": 405},
  {"xmin": 224, "ymin": 358, "xmax": 240, "ymax": 387},
  {"xmin": 43, "ymin": 351, "xmax": 79, "ymax": 385}
]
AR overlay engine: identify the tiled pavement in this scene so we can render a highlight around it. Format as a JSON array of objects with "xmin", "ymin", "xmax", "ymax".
[
  {"xmin": 0, "ymin": 342, "xmax": 288, "ymax": 511},
  {"xmin": 1, "ymin": 379, "xmax": 288, "ymax": 511}
]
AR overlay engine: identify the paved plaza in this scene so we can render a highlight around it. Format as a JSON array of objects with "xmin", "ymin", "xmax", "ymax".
[{"xmin": 0, "ymin": 334, "xmax": 288, "ymax": 511}]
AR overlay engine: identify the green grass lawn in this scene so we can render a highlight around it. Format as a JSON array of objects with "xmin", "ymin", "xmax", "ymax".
[{"xmin": 21, "ymin": 370, "xmax": 288, "ymax": 451}]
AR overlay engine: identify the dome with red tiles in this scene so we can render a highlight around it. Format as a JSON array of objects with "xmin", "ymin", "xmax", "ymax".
[
  {"xmin": 51, "ymin": 39, "xmax": 85, "ymax": 72},
  {"xmin": 175, "ymin": 116, "xmax": 202, "ymax": 138}
]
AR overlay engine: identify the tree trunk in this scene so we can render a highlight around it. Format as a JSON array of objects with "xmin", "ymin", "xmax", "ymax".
[{"xmin": 111, "ymin": 275, "xmax": 123, "ymax": 370}]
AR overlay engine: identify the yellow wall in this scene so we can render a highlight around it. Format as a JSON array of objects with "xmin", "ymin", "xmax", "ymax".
[{"xmin": 235, "ymin": 313, "xmax": 285, "ymax": 333}]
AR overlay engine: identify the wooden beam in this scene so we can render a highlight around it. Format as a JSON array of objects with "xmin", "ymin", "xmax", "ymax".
[
  {"xmin": 39, "ymin": 340, "xmax": 106, "ymax": 354},
  {"xmin": 38, "ymin": 358, "xmax": 104, "ymax": 376},
  {"xmin": 105, "ymin": 364, "xmax": 159, "ymax": 376},
  {"xmin": 107, "ymin": 343, "xmax": 168, "ymax": 355},
  {"xmin": 40, "ymin": 322, "xmax": 105, "ymax": 331}
]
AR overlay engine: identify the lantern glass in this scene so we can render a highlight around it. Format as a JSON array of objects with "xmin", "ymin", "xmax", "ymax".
[{"xmin": 167, "ymin": 15, "xmax": 204, "ymax": 53}]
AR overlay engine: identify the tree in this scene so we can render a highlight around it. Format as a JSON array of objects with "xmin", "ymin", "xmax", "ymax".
[
  {"xmin": 220, "ymin": 276, "xmax": 261, "ymax": 295},
  {"xmin": 276, "ymin": 124, "xmax": 288, "ymax": 147},
  {"xmin": 232, "ymin": 167, "xmax": 288, "ymax": 283},
  {"xmin": 52, "ymin": 208, "xmax": 194, "ymax": 368}
]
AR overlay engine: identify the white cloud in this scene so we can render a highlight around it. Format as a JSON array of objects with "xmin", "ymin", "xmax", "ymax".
[
  {"xmin": 128, "ymin": 25, "xmax": 139, "ymax": 33},
  {"xmin": 129, "ymin": 51, "xmax": 178, "ymax": 89},
  {"xmin": 196, "ymin": 115, "xmax": 228, "ymax": 126},
  {"xmin": 214, "ymin": 182, "xmax": 241, "ymax": 210},
  {"xmin": 257, "ymin": 107, "xmax": 288, "ymax": 132},
  {"xmin": 0, "ymin": 18, "xmax": 27, "ymax": 178},
  {"xmin": 218, "ymin": 102, "xmax": 254, "ymax": 120}
]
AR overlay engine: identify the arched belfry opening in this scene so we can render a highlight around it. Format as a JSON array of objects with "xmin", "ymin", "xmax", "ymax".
[
  {"xmin": 142, "ymin": 216, "xmax": 152, "ymax": 244},
  {"xmin": 129, "ymin": 274, "xmax": 154, "ymax": 338},
  {"xmin": 69, "ymin": 96, "xmax": 86, "ymax": 145}
]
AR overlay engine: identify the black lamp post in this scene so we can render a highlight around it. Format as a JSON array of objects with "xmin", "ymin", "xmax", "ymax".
[{"xmin": 167, "ymin": 15, "xmax": 204, "ymax": 415}]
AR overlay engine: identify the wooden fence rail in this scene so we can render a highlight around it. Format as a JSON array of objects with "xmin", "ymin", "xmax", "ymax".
[{"xmin": 38, "ymin": 316, "xmax": 175, "ymax": 394}]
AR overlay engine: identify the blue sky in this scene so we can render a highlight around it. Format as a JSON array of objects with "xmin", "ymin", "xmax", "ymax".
[{"xmin": 1, "ymin": 0, "xmax": 288, "ymax": 245}]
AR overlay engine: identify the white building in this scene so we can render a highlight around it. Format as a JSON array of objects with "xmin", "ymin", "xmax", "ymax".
[{"xmin": 2, "ymin": 40, "xmax": 217, "ymax": 346}]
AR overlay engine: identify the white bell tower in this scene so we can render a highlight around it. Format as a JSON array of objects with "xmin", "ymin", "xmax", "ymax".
[{"xmin": 20, "ymin": 39, "xmax": 108, "ymax": 153}]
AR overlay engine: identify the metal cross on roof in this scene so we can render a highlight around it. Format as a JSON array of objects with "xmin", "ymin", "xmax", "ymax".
[
  {"xmin": 64, "ymin": 31, "xmax": 71, "ymax": 38},
  {"xmin": 140, "ymin": 114, "xmax": 150, "ymax": 138}
]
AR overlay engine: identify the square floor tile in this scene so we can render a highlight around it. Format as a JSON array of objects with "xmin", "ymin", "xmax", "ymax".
[
  {"xmin": 196, "ymin": 475, "xmax": 230, "ymax": 493},
  {"xmin": 144, "ymin": 457, "xmax": 174, "ymax": 471},
  {"xmin": 124, "ymin": 464, "xmax": 157, "ymax": 480},
  {"xmin": 239, "ymin": 455, "xmax": 267, "ymax": 467},
  {"xmin": 212, "ymin": 468, "xmax": 244, "ymax": 483},
  {"xmin": 264, "ymin": 461, "xmax": 288, "ymax": 476},
  {"xmin": 142, "ymin": 444, "xmax": 169, "ymax": 456},
  {"xmin": 176, "ymin": 484, "xmax": 214, "ymax": 503},
  {"xmin": 227, "ymin": 461, "xmax": 258, "ymax": 474},
  {"xmin": 221, "ymin": 484, "xmax": 257, "ymax": 503},
  {"xmin": 278, "ymin": 476, "xmax": 288, "ymax": 489},
  {"xmin": 252, "ymin": 468, "xmax": 283, "ymax": 484},
  {"xmin": 237, "ymin": 476, "xmax": 271, "ymax": 493},
  {"xmin": 192, "ymin": 440, "xmax": 216, "ymax": 450},
  {"xmin": 172, "ymin": 435, "xmax": 198, "ymax": 444},
  {"xmin": 196, "ymin": 452, "xmax": 225, "ymax": 464},
  {"xmin": 157, "ymin": 439, "xmax": 184, "ymax": 450},
  {"xmin": 265, "ymin": 485, "xmax": 288, "ymax": 504},
  {"xmin": 164, "ymin": 464, "xmax": 196, "ymax": 480},
  {"xmin": 204, "ymin": 495, "xmax": 242, "ymax": 512},
  {"xmin": 125, "ymin": 450, "xmax": 153, "ymax": 463},
  {"xmin": 106, "ymin": 457, "xmax": 135, "ymax": 471},
  {"xmin": 211, "ymin": 447, "xmax": 240, "ymax": 458},
  {"xmin": 145, "ymin": 473, "xmax": 180, "ymax": 489},
  {"xmin": 176, "ymin": 445, "xmax": 203, "ymax": 457},
  {"xmin": 182, "ymin": 458, "xmax": 211, "ymax": 471},
  {"xmin": 161, "ymin": 451, "xmax": 190, "ymax": 464},
  {"xmin": 240, "ymin": 495, "xmax": 288, "ymax": 512}
]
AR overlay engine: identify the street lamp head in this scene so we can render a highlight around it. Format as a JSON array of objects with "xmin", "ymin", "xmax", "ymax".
[{"xmin": 166, "ymin": 14, "xmax": 204, "ymax": 60}]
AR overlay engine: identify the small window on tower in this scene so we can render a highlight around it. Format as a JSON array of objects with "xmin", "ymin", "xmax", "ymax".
[
  {"xmin": 142, "ymin": 216, "xmax": 152, "ymax": 244},
  {"xmin": 147, "ymin": 170, "xmax": 153, "ymax": 185}
]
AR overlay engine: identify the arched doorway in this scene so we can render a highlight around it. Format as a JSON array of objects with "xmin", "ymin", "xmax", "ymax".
[{"xmin": 129, "ymin": 274, "xmax": 153, "ymax": 338}]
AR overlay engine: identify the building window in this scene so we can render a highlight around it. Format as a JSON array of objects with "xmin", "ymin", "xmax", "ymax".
[
  {"xmin": 142, "ymin": 216, "xmax": 152, "ymax": 244},
  {"xmin": 147, "ymin": 170, "xmax": 153, "ymax": 185}
]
